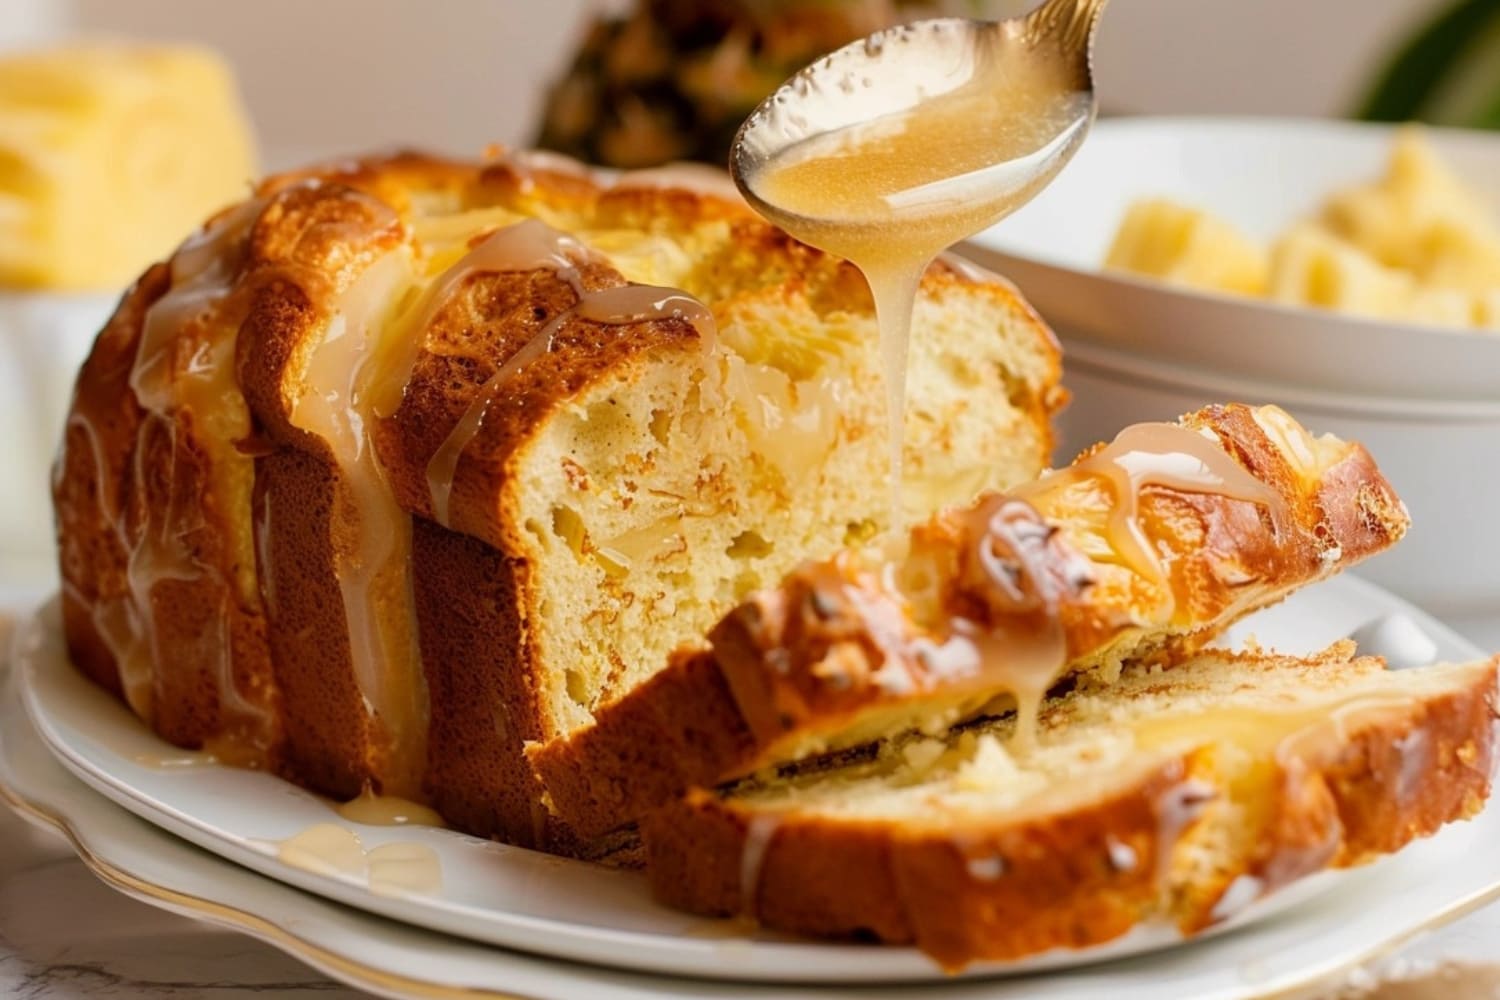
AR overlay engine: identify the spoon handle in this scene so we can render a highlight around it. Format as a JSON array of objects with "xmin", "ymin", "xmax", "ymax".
[{"xmin": 1024, "ymin": 0, "xmax": 1110, "ymax": 54}]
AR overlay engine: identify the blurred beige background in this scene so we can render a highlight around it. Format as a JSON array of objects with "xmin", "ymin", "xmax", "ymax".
[{"xmin": 1, "ymin": 0, "xmax": 1452, "ymax": 165}]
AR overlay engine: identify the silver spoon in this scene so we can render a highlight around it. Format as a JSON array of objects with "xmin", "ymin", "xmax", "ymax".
[{"xmin": 729, "ymin": 0, "xmax": 1109, "ymax": 249}]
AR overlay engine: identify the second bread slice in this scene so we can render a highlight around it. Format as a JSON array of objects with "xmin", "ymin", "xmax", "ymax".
[{"xmin": 642, "ymin": 645, "xmax": 1498, "ymax": 969}]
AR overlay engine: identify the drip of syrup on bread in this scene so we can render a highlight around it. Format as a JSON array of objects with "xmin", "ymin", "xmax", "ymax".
[
  {"xmin": 96, "ymin": 196, "xmax": 277, "ymax": 761},
  {"xmin": 953, "ymin": 422, "xmax": 1283, "ymax": 744},
  {"xmin": 292, "ymin": 244, "xmax": 430, "ymax": 799},
  {"xmin": 737, "ymin": 29, "xmax": 1090, "ymax": 532},
  {"xmin": 369, "ymin": 218, "xmax": 590, "ymax": 422},
  {"xmin": 944, "ymin": 497, "xmax": 1091, "ymax": 753},
  {"xmin": 295, "ymin": 214, "xmax": 719, "ymax": 793}
]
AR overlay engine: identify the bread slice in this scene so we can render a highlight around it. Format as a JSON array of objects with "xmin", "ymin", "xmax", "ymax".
[
  {"xmin": 529, "ymin": 403, "xmax": 1410, "ymax": 836},
  {"xmin": 52, "ymin": 234, "xmax": 284, "ymax": 768},
  {"xmin": 642, "ymin": 645, "xmax": 1499, "ymax": 970},
  {"xmin": 53, "ymin": 150, "xmax": 1062, "ymax": 850}
]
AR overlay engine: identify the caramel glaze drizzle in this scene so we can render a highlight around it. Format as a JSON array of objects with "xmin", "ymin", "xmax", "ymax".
[
  {"xmin": 368, "ymin": 218, "xmax": 591, "ymax": 421},
  {"xmin": 782, "ymin": 420, "xmax": 1288, "ymax": 751},
  {"xmin": 291, "ymin": 247, "xmax": 430, "ymax": 798},
  {"xmin": 941, "ymin": 497, "xmax": 1095, "ymax": 752},
  {"xmin": 288, "ymin": 216, "xmax": 717, "ymax": 791},
  {"xmin": 418, "ymin": 221, "xmax": 717, "ymax": 528},
  {"xmin": 81, "ymin": 196, "xmax": 275, "ymax": 755},
  {"xmin": 738, "ymin": 813, "xmax": 782, "ymax": 917},
  {"xmin": 781, "ymin": 497, "xmax": 1089, "ymax": 752},
  {"xmin": 1015, "ymin": 422, "xmax": 1289, "ymax": 619}
]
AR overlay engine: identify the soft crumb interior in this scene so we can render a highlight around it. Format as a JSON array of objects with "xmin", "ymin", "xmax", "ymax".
[
  {"xmin": 407, "ymin": 192, "xmax": 1055, "ymax": 735},
  {"xmin": 722, "ymin": 648, "xmax": 1475, "ymax": 823}
]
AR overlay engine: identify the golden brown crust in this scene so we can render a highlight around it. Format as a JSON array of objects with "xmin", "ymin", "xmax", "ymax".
[
  {"xmin": 883, "ymin": 774, "xmax": 1173, "ymax": 969},
  {"xmin": 230, "ymin": 180, "xmax": 409, "ymax": 793},
  {"xmin": 532, "ymin": 648, "xmax": 759, "ymax": 835},
  {"xmin": 50, "ymin": 150, "xmax": 737, "ymax": 836},
  {"xmin": 252, "ymin": 447, "xmax": 373, "ymax": 795},
  {"xmin": 531, "ymin": 403, "xmax": 1411, "ymax": 837},
  {"xmin": 409, "ymin": 518, "xmax": 555, "ymax": 849},
  {"xmin": 1248, "ymin": 664, "xmax": 1499, "ymax": 891},
  {"xmin": 236, "ymin": 181, "xmax": 407, "ymax": 443},
  {"xmin": 236, "ymin": 156, "xmax": 721, "ymax": 807},
  {"xmin": 643, "ymin": 758, "xmax": 1184, "ymax": 969},
  {"xmin": 641, "ymin": 656, "xmax": 1498, "ymax": 970},
  {"xmin": 54, "ymin": 228, "xmax": 283, "ymax": 765},
  {"xmin": 55, "ymin": 267, "xmax": 166, "ymax": 704}
]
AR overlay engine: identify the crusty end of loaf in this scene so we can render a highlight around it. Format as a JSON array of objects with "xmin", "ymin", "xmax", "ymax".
[
  {"xmin": 645, "ymin": 756, "xmax": 1181, "ymax": 960},
  {"xmin": 1171, "ymin": 654, "xmax": 1499, "ymax": 933},
  {"xmin": 55, "ymin": 266, "xmax": 168, "ymax": 704}
]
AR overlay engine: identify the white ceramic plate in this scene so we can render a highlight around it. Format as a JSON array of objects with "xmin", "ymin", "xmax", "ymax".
[
  {"xmin": 14, "ymin": 576, "xmax": 1493, "ymax": 983},
  {"xmin": 960, "ymin": 117, "xmax": 1500, "ymax": 403},
  {"xmin": 16, "ymin": 602, "xmax": 1347, "ymax": 985},
  {"xmin": 5, "ymin": 581, "xmax": 1500, "ymax": 1000}
]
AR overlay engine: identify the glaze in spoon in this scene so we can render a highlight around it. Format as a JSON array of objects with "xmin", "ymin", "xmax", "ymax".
[{"xmin": 730, "ymin": 0, "xmax": 1108, "ymax": 529}]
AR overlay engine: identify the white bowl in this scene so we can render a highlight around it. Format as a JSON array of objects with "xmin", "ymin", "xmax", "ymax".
[
  {"xmin": 0, "ymin": 291, "xmax": 119, "ymax": 574},
  {"xmin": 961, "ymin": 117, "xmax": 1500, "ymax": 615}
]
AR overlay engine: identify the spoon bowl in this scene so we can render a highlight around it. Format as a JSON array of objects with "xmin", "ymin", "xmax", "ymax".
[{"xmin": 731, "ymin": 0, "xmax": 1108, "ymax": 250}]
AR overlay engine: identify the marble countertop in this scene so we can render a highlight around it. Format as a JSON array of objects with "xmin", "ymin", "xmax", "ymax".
[{"xmin": 2, "ymin": 589, "xmax": 1497, "ymax": 999}]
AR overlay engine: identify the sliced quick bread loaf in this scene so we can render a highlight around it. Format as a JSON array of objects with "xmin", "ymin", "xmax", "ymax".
[
  {"xmin": 530, "ymin": 403, "xmax": 1410, "ymax": 836},
  {"xmin": 53, "ymin": 150, "xmax": 1063, "ymax": 851},
  {"xmin": 642, "ymin": 645, "xmax": 1499, "ymax": 970}
]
